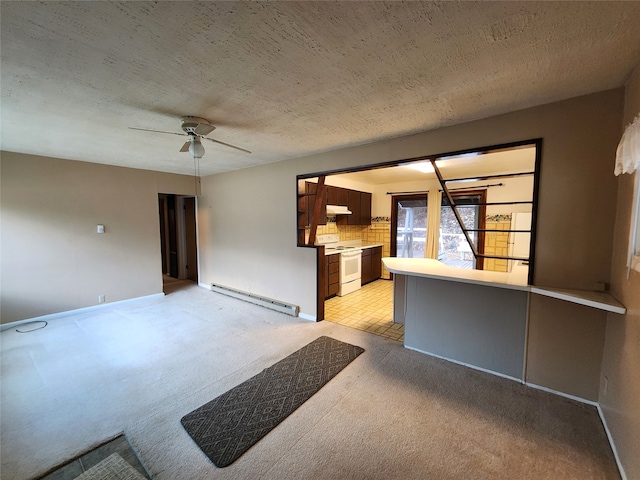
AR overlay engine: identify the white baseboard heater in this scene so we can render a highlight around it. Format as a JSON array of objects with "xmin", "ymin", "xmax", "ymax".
[{"xmin": 210, "ymin": 283, "xmax": 299, "ymax": 317}]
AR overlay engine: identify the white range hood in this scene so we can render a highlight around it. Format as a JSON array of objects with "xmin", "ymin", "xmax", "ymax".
[{"xmin": 326, "ymin": 204, "xmax": 352, "ymax": 215}]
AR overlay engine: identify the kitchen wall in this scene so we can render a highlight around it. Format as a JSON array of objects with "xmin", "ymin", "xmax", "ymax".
[
  {"xmin": 198, "ymin": 88, "xmax": 623, "ymax": 403},
  {"xmin": 0, "ymin": 152, "xmax": 197, "ymax": 324},
  {"xmin": 600, "ymin": 63, "xmax": 640, "ymax": 480},
  {"xmin": 484, "ymin": 218, "xmax": 511, "ymax": 272}
]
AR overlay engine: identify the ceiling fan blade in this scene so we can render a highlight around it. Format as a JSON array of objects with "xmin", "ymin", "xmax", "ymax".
[
  {"xmin": 194, "ymin": 123, "xmax": 216, "ymax": 136},
  {"xmin": 201, "ymin": 136, "xmax": 252, "ymax": 154},
  {"xmin": 179, "ymin": 141, "xmax": 190, "ymax": 152},
  {"xmin": 129, "ymin": 127, "xmax": 187, "ymax": 137}
]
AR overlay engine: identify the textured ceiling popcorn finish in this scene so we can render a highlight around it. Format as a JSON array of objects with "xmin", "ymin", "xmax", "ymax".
[{"xmin": 1, "ymin": 2, "xmax": 640, "ymax": 176}]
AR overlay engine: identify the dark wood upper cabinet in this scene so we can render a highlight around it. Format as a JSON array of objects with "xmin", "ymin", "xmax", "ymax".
[
  {"xmin": 330, "ymin": 186, "xmax": 371, "ymax": 226},
  {"xmin": 327, "ymin": 185, "xmax": 338, "ymax": 206},
  {"xmin": 337, "ymin": 187, "xmax": 349, "ymax": 206},
  {"xmin": 347, "ymin": 190, "xmax": 361, "ymax": 225},
  {"xmin": 360, "ymin": 192, "xmax": 372, "ymax": 226}
]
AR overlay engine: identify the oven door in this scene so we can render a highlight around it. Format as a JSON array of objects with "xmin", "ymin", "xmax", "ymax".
[{"xmin": 340, "ymin": 250, "xmax": 362, "ymax": 284}]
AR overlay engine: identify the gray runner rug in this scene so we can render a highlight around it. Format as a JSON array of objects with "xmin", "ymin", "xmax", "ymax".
[{"xmin": 181, "ymin": 336, "xmax": 364, "ymax": 467}]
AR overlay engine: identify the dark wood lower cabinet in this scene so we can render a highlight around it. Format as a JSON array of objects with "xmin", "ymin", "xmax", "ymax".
[
  {"xmin": 372, "ymin": 247, "xmax": 382, "ymax": 280},
  {"xmin": 362, "ymin": 248, "xmax": 372, "ymax": 284},
  {"xmin": 326, "ymin": 254, "xmax": 340, "ymax": 299},
  {"xmin": 361, "ymin": 246, "xmax": 383, "ymax": 285}
]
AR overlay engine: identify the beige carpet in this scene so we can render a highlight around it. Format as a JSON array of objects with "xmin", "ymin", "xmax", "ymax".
[{"xmin": 1, "ymin": 282, "xmax": 620, "ymax": 479}]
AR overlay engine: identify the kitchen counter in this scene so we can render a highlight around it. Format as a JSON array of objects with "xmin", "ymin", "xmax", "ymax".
[
  {"xmin": 383, "ymin": 257, "xmax": 529, "ymax": 291},
  {"xmin": 360, "ymin": 242, "xmax": 384, "ymax": 249},
  {"xmin": 322, "ymin": 241, "xmax": 383, "ymax": 256}
]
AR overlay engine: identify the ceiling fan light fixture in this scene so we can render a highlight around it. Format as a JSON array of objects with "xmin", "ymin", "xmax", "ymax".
[{"xmin": 189, "ymin": 137, "xmax": 205, "ymax": 158}]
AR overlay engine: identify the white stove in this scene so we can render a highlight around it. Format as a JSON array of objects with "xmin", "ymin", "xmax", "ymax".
[{"xmin": 315, "ymin": 234, "xmax": 362, "ymax": 296}]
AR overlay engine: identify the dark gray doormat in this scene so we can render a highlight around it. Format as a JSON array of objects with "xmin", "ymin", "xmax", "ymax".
[{"xmin": 181, "ymin": 336, "xmax": 365, "ymax": 467}]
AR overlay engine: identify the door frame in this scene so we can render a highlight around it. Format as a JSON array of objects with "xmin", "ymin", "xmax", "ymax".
[{"xmin": 158, "ymin": 194, "xmax": 199, "ymax": 283}]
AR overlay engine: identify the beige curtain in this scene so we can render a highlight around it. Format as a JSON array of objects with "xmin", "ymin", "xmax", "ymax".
[{"xmin": 424, "ymin": 189, "xmax": 442, "ymax": 259}]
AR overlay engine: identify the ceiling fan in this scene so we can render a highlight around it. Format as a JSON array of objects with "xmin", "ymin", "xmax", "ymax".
[{"xmin": 129, "ymin": 116, "xmax": 251, "ymax": 158}]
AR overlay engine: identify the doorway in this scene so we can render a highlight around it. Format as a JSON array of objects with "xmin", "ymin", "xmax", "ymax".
[
  {"xmin": 158, "ymin": 194, "xmax": 198, "ymax": 285},
  {"xmin": 391, "ymin": 194, "xmax": 428, "ymax": 259}
]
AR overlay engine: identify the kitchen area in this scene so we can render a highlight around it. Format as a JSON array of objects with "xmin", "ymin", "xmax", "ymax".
[
  {"xmin": 315, "ymin": 232, "xmax": 401, "ymax": 341},
  {"xmin": 301, "ymin": 180, "xmax": 398, "ymax": 340},
  {"xmin": 297, "ymin": 144, "xmax": 539, "ymax": 342}
]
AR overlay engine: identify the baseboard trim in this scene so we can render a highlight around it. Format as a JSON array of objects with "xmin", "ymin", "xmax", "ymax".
[
  {"xmin": 201, "ymin": 281, "xmax": 314, "ymax": 321},
  {"xmin": 404, "ymin": 345, "xmax": 523, "ymax": 384},
  {"xmin": 524, "ymin": 382, "xmax": 597, "ymax": 406},
  {"xmin": 0, "ymin": 293, "xmax": 165, "ymax": 331},
  {"xmin": 597, "ymin": 404, "xmax": 628, "ymax": 480}
]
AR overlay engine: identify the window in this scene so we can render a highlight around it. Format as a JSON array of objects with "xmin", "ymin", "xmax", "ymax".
[{"xmin": 440, "ymin": 191, "xmax": 486, "ymax": 270}]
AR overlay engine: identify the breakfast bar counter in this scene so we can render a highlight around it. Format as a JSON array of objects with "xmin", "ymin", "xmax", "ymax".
[
  {"xmin": 383, "ymin": 258, "xmax": 625, "ymax": 382},
  {"xmin": 384, "ymin": 258, "xmax": 530, "ymax": 380}
]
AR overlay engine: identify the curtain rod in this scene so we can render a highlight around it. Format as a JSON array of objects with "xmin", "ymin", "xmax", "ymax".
[
  {"xmin": 439, "ymin": 183, "xmax": 503, "ymax": 192},
  {"xmin": 386, "ymin": 190, "xmax": 429, "ymax": 195}
]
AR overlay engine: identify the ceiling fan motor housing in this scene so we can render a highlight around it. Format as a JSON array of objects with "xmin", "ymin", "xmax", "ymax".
[{"xmin": 181, "ymin": 116, "xmax": 216, "ymax": 136}]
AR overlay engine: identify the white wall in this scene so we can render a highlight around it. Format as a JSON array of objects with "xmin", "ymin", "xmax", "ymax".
[
  {"xmin": 324, "ymin": 176, "xmax": 373, "ymax": 194},
  {"xmin": 1, "ymin": 153, "xmax": 197, "ymax": 324},
  {"xmin": 197, "ymin": 159, "xmax": 318, "ymax": 317}
]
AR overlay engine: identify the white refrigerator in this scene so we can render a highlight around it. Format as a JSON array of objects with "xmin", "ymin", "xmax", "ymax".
[{"xmin": 508, "ymin": 212, "xmax": 531, "ymax": 272}]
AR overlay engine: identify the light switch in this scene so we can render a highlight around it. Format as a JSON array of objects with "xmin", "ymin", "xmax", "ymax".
[{"xmin": 97, "ymin": 224, "xmax": 105, "ymax": 234}]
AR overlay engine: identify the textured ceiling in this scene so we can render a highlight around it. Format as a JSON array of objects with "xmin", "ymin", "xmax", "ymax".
[{"xmin": 2, "ymin": 1, "xmax": 640, "ymax": 176}]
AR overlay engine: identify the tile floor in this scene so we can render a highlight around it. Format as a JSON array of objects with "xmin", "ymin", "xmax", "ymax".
[
  {"xmin": 324, "ymin": 279, "xmax": 403, "ymax": 342},
  {"xmin": 38, "ymin": 435, "xmax": 150, "ymax": 480}
]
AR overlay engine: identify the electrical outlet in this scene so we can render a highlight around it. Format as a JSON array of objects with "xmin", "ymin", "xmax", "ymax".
[{"xmin": 98, "ymin": 295, "xmax": 105, "ymax": 304}]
